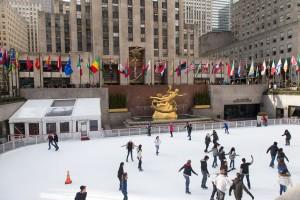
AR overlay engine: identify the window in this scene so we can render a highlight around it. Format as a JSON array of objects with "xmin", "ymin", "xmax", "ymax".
[
  {"xmin": 272, "ymin": 47, "xmax": 277, "ymax": 55},
  {"xmin": 287, "ymin": 30, "xmax": 292, "ymax": 39},
  {"xmin": 90, "ymin": 120, "xmax": 98, "ymax": 131},
  {"xmin": 273, "ymin": 36, "xmax": 277, "ymax": 43},
  {"xmin": 280, "ymin": 45, "xmax": 284, "ymax": 54},
  {"xmin": 29, "ymin": 123, "xmax": 39, "ymax": 135},
  {"xmin": 60, "ymin": 122, "xmax": 69, "ymax": 133},
  {"xmin": 287, "ymin": 44, "xmax": 292, "ymax": 53},
  {"xmin": 280, "ymin": 33, "xmax": 284, "ymax": 41},
  {"xmin": 46, "ymin": 123, "xmax": 56, "ymax": 134}
]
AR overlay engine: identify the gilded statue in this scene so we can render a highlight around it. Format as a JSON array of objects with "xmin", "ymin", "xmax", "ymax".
[{"xmin": 150, "ymin": 85, "xmax": 185, "ymax": 120}]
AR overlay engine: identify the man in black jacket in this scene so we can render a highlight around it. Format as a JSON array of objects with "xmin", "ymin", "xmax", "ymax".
[
  {"xmin": 122, "ymin": 141, "xmax": 137, "ymax": 162},
  {"xmin": 229, "ymin": 173, "xmax": 254, "ymax": 200},
  {"xmin": 75, "ymin": 185, "xmax": 87, "ymax": 200},
  {"xmin": 266, "ymin": 142, "xmax": 278, "ymax": 168},
  {"xmin": 53, "ymin": 133, "xmax": 59, "ymax": 151},
  {"xmin": 178, "ymin": 160, "xmax": 198, "ymax": 194},
  {"xmin": 240, "ymin": 155, "xmax": 253, "ymax": 190},
  {"xmin": 47, "ymin": 134, "xmax": 56, "ymax": 150},
  {"xmin": 201, "ymin": 156, "xmax": 210, "ymax": 189},
  {"xmin": 282, "ymin": 130, "xmax": 291, "ymax": 146}
]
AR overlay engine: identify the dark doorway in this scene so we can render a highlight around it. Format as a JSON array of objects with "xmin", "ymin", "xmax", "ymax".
[
  {"xmin": 276, "ymin": 108, "xmax": 284, "ymax": 118},
  {"xmin": 288, "ymin": 106, "xmax": 300, "ymax": 118},
  {"xmin": 224, "ymin": 104, "xmax": 260, "ymax": 120}
]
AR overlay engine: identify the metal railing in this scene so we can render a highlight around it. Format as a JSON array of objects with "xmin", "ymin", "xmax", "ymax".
[{"xmin": 1, "ymin": 118, "xmax": 300, "ymax": 155}]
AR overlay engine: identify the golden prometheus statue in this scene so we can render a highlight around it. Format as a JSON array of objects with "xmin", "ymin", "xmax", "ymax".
[{"xmin": 150, "ymin": 85, "xmax": 185, "ymax": 120}]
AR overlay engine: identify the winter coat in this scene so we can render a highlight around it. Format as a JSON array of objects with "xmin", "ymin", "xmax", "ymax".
[
  {"xmin": 229, "ymin": 151, "xmax": 237, "ymax": 160},
  {"xmin": 229, "ymin": 178, "xmax": 254, "ymax": 199},
  {"xmin": 201, "ymin": 159, "xmax": 209, "ymax": 174},
  {"xmin": 224, "ymin": 123, "xmax": 229, "ymax": 129},
  {"xmin": 212, "ymin": 133, "xmax": 219, "ymax": 141},
  {"xmin": 218, "ymin": 150, "xmax": 226, "ymax": 161},
  {"xmin": 205, "ymin": 135, "xmax": 211, "ymax": 144},
  {"xmin": 282, "ymin": 131, "xmax": 291, "ymax": 140},
  {"xmin": 154, "ymin": 139, "xmax": 161, "ymax": 146},
  {"xmin": 169, "ymin": 125, "xmax": 174, "ymax": 132},
  {"xmin": 118, "ymin": 166, "xmax": 124, "ymax": 179},
  {"xmin": 53, "ymin": 134, "xmax": 58, "ymax": 143},
  {"xmin": 121, "ymin": 179, "xmax": 128, "ymax": 194},
  {"xmin": 267, "ymin": 145, "xmax": 278, "ymax": 156},
  {"xmin": 48, "ymin": 135, "xmax": 53, "ymax": 141},
  {"xmin": 179, "ymin": 163, "xmax": 198, "ymax": 176},
  {"xmin": 278, "ymin": 174, "xmax": 292, "ymax": 187},
  {"xmin": 215, "ymin": 174, "xmax": 232, "ymax": 193},
  {"xmin": 127, "ymin": 142, "xmax": 134, "ymax": 151},
  {"xmin": 209, "ymin": 147, "xmax": 219, "ymax": 157},
  {"xmin": 137, "ymin": 149, "xmax": 142, "ymax": 159},
  {"xmin": 277, "ymin": 151, "xmax": 289, "ymax": 162},
  {"xmin": 187, "ymin": 125, "xmax": 192, "ymax": 133},
  {"xmin": 240, "ymin": 163, "xmax": 251, "ymax": 175},
  {"xmin": 74, "ymin": 192, "xmax": 87, "ymax": 200}
]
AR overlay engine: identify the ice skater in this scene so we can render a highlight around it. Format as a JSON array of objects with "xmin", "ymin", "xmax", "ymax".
[
  {"xmin": 208, "ymin": 143, "xmax": 219, "ymax": 168},
  {"xmin": 223, "ymin": 122, "xmax": 229, "ymax": 134},
  {"xmin": 53, "ymin": 133, "xmax": 59, "ymax": 151},
  {"xmin": 201, "ymin": 155, "xmax": 210, "ymax": 189},
  {"xmin": 147, "ymin": 122, "xmax": 152, "ymax": 136},
  {"xmin": 229, "ymin": 173, "xmax": 254, "ymax": 200},
  {"xmin": 184, "ymin": 122, "xmax": 192, "ymax": 140},
  {"xmin": 117, "ymin": 162, "xmax": 124, "ymax": 191},
  {"xmin": 228, "ymin": 147, "xmax": 239, "ymax": 169},
  {"xmin": 211, "ymin": 130, "xmax": 219, "ymax": 145},
  {"xmin": 75, "ymin": 185, "xmax": 87, "ymax": 200},
  {"xmin": 47, "ymin": 134, "xmax": 57, "ymax": 150},
  {"xmin": 277, "ymin": 148, "xmax": 289, "ymax": 163},
  {"xmin": 240, "ymin": 155, "xmax": 253, "ymax": 190},
  {"xmin": 178, "ymin": 160, "xmax": 198, "ymax": 194},
  {"xmin": 121, "ymin": 172, "xmax": 128, "ymax": 200},
  {"xmin": 282, "ymin": 129, "xmax": 291, "ymax": 146},
  {"xmin": 220, "ymin": 160, "xmax": 234, "ymax": 176},
  {"xmin": 277, "ymin": 159, "xmax": 292, "ymax": 195},
  {"xmin": 215, "ymin": 169, "xmax": 232, "ymax": 200},
  {"xmin": 154, "ymin": 136, "xmax": 161, "ymax": 155},
  {"xmin": 137, "ymin": 144, "xmax": 143, "ymax": 171},
  {"xmin": 266, "ymin": 142, "xmax": 278, "ymax": 168},
  {"xmin": 122, "ymin": 140, "xmax": 137, "ymax": 162},
  {"xmin": 218, "ymin": 146, "xmax": 226, "ymax": 163},
  {"xmin": 204, "ymin": 133, "xmax": 211, "ymax": 153},
  {"xmin": 169, "ymin": 122, "xmax": 174, "ymax": 137}
]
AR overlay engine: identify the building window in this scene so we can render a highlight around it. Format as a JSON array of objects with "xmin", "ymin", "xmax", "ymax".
[
  {"xmin": 273, "ymin": 36, "xmax": 277, "ymax": 43},
  {"xmin": 287, "ymin": 30, "xmax": 293, "ymax": 39},
  {"xmin": 280, "ymin": 45, "xmax": 284, "ymax": 54},
  {"xmin": 29, "ymin": 123, "xmax": 39, "ymax": 135},
  {"xmin": 272, "ymin": 47, "xmax": 277, "ymax": 55},
  {"xmin": 46, "ymin": 123, "xmax": 56, "ymax": 134},
  {"xmin": 89, "ymin": 120, "xmax": 98, "ymax": 131},
  {"xmin": 280, "ymin": 33, "xmax": 284, "ymax": 41},
  {"xmin": 60, "ymin": 122, "xmax": 69, "ymax": 133},
  {"xmin": 287, "ymin": 44, "xmax": 292, "ymax": 53}
]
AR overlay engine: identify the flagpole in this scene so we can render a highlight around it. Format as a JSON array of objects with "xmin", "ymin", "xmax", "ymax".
[
  {"xmin": 39, "ymin": 54, "xmax": 42, "ymax": 88},
  {"xmin": 187, "ymin": 59, "xmax": 189, "ymax": 85}
]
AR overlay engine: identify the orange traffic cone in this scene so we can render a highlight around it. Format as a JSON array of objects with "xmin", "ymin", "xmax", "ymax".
[{"xmin": 65, "ymin": 170, "xmax": 72, "ymax": 184}]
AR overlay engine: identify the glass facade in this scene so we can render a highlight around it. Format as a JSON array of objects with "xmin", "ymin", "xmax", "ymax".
[
  {"xmin": 224, "ymin": 104, "xmax": 260, "ymax": 120},
  {"xmin": 211, "ymin": 0, "xmax": 231, "ymax": 31}
]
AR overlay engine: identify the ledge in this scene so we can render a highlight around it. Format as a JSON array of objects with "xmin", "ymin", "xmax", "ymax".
[
  {"xmin": 109, "ymin": 108, "xmax": 128, "ymax": 113},
  {"xmin": 193, "ymin": 105, "xmax": 211, "ymax": 109}
]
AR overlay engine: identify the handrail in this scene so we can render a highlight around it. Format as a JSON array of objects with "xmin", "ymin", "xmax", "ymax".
[{"xmin": 0, "ymin": 118, "xmax": 300, "ymax": 155}]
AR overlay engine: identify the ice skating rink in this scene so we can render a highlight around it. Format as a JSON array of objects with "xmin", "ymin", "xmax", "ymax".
[{"xmin": 0, "ymin": 125, "xmax": 299, "ymax": 200}]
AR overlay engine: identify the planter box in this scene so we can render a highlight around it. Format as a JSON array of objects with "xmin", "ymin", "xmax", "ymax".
[
  {"xmin": 193, "ymin": 105, "xmax": 211, "ymax": 109},
  {"xmin": 109, "ymin": 108, "xmax": 128, "ymax": 113}
]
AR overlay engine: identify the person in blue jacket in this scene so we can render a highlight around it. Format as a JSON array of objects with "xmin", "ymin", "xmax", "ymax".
[
  {"xmin": 223, "ymin": 122, "xmax": 229, "ymax": 134},
  {"xmin": 121, "ymin": 172, "xmax": 128, "ymax": 200}
]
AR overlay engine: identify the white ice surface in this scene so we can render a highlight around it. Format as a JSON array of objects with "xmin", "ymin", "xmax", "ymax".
[{"xmin": 0, "ymin": 125, "xmax": 299, "ymax": 200}]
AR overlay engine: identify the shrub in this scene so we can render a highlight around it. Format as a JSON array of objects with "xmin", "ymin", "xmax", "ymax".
[{"xmin": 109, "ymin": 94, "xmax": 127, "ymax": 109}]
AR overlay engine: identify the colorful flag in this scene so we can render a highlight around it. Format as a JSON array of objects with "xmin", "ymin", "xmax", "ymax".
[
  {"xmin": 34, "ymin": 57, "xmax": 40, "ymax": 70},
  {"xmin": 57, "ymin": 55, "xmax": 62, "ymax": 70},
  {"xmin": 271, "ymin": 60, "xmax": 276, "ymax": 75},
  {"xmin": 255, "ymin": 66, "xmax": 259, "ymax": 78},
  {"xmin": 283, "ymin": 59, "xmax": 288, "ymax": 73},
  {"xmin": 77, "ymin": 55, "xmax": 82, "ymax": 76},
  {"xmin": 248, "ymin": 60, "xmax": 255, "ymax": 77},
  {"xmin": 90, "ymin": 57, "xmax": 100, "ymax": 74},
  {"xmin": 238, "ymin": 62, "xmax": 242, "ymax": 77},
  {"xmin": 261, "ymin": 60, "xmax": 266, "ymax": 76},
  {"xmin": 185, "ymin": 61, "xmax": 195, "ymax": 74},
  {"xmin": 230, "ymin": 61, "xmax": 235, "ymax": 76},
  {"xmin": 64, "ymin": 57, "xmax": 73, "ymax": 76},
  {"xmin": 212, "ymin": 62, "xmax": 222, "ymax": 74},
  {"xmin": 291, "ymin": 55, "xmax": 297, "ymax": 67},
  {"xmin": 3, "ymin": 50, "xmax": 9, "ymax": 68},
  {"xmin": 276, "ymin": 58, "xmax": 282, "ymax": 75},
  {"xmin": 297, "ymin": 54, "xmax": 300, "ymax": 72},
  {"xmin": 141, "ymin": 60, "xmax": 151, "ymax": 75},
  {"xmin": 175, "ymin": 61, "xmax": 187, "ymax": 76},
  {"xmin": 161, "ymin": 62, "xmax": 167, "ymax": 76},
  {"xmin": 202, "ymin": 63, "xmax": 209, "ymax": 73},
  {"xmin": 46, "ymin": 56, "xmax": 51, "ymax": 70},
  {"xmin": 26, "ymin": 56, "xmax": 33, "ymax": 71},
  {"xmin": 0, "ymin": 48, "xmax": 3, "ymax": 64}
]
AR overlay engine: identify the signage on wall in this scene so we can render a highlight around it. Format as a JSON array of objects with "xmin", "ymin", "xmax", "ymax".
[{"xmin": 233, "ymin": 98, "xmax": 252, "ymax": 103}]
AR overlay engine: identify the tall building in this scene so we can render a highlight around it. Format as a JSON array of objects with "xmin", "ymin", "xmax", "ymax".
[
  {"xmin": 0, "ymin": 0, "xmax": 28, "ymax": 52},
  {"xmin": 201, "ymin": 0, "xmax": 300, "ymax": 64},
  {"xmin": 211, "ymin": 0, "xmax": 232, "ymax": 32},
  {"xmin": 184, "ymin": 0, "xmax": 212, "ymax": 36},
  {"xmin": 9, "ymin": 0, "xmax": 43, "ymax": 52}
]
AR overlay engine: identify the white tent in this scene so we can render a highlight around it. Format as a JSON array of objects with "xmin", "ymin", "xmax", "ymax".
[{"xmin": 9, "ymin": 98, "xmax": 101, "ymax": 137}]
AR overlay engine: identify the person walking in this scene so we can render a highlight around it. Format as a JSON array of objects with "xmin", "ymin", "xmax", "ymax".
[
  {"xmin": 204, "ymin": 133, "xmax": 211, "ymax": 153},
  {"xmin": 178, "ymin": 160, "xmax": 198, "ymax": 194},
  {"xmin": 277, "ymin": 148, "xmax": 289, "ymax": 163},
  {"xmin": 201, "ymin": 155, "xmax": 210, "ymax": 189},
  {"xmin": 229, "ymin": 173, "xmax": 254, "ymax": 200},
  {"xmin": 223, "ymin": 122, "xmax": 229, "ymax": 134},
  {"xmin": 122, "ymin": 140, "xmax": 137, "ymax": 162},
  {"xmin": 208, "ymin": 144, "xmax": 219, "ymax": 168},
  {"xmin": 75, "ymin": 185, "xmax": 87, "ymax": 200},
  {"xmin": 266, "ymin": 142, "xmax": 278, "ymax": 168},
  {"xmin": 277, "ymin": 159, "xmax": 292, "ymax": 195},
  {"xmin": 211, "ymin": 130, "xmax": 219, "ymax": 145},
  {"xmin": 147, "ymin": 122, "xmax": 152, "ymax": 136},
  {"xmin": 215, "ymin": 169, "xmax": 232, "ymax": 200},
  {"xmin": 121, "ymin": 173, "xmax": 128, "ymax": 200},
  {"xmin": 47, "ymin": 134, "xmax": 56, "ymax": 150},
  {"xmin": 117, "ymin": 162, "xmax": 124, "ymax": 191},
  {"xmin": 282, "ymin": 130, "xmax": 291, "ymax": 146},
  {"xmin": 154, "ymin": 136, "xmax": 161, "ymax": 155},
  {"xmin": 228, "ymin": 147, "xmax": 239, "ymax": 169},
  {"xmin": 53, "ymin": 133, "xmax": 59, "ymax": 151},
  {"xmin": 169, "ymin": 123, "xmax": 174, "ymax": 137},
  {"xmin": 137, "ymin": 144, "xmax": 143, "ymax": 171},
  {"xmin": 240, "ymin": 155, "xmax": 254, "ymax": 190}
]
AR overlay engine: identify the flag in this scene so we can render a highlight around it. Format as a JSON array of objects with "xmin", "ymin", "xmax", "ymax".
[
  {"xmin": 238, "ymin": 62, "xmax": 242, "ymax": 77},
  {"xmin": 255, "ymin": 66, "xmax": 259, "ymax": 78},
  {"xmin": 90, "ymin": 57, "xmax": 100, "ymax": 74},
  {"xmin": 46, "ymin": 56, "xmax": 51, "ymax": 70},
  {"xmin": 195, "ymin": 63, "xmax": 201, "ymax": 76},
  {"xmin": 118, "ymin": 63, "xmax": 130, "ymax": 77},
  {"xmin": 3, "ymin": 50, "xmax": 9, "ymax": 68},
  {"xmin": 142, "ymin": 60, "xmax": 151, "ymax": 75},
  {"xmin": 15, "ymin": 51, "xmax": 20, "ymax": 69},
  {"xmin": 124, "ymin": 62, "xmax": 130, "ymax": 78},
  {"xmin": 26, "ymin": 56, "xmax": 33, "ymax": 71},
  {"xmin": 248, "ymin": 60, "xmax": 255, "ymax": 77},
  {"xmin": 175, "ymin": 61, "xmax": 187, "ymax": 76},
  {"xmin": 64, "ymin": 57, "xmax": 73, "ymax": 75},
  {"xmin": 161, "ymin": 62, "xmax": 167, "ymax": 76},
  {"xmin": 35, "ymin": 57, "xmax": 40, "ymax": 70},
  {"xmin": 202, "ymin": 63, "xmax": 209, "ymax": 73},
  {"xmin": 276, "ymin": 58, "xmax": 282, "ymax": 75},
  {"xmin": 271, "ymin": 60, "xmax": 276, "ymax": 75},
  {"xmin": 57, "ymin": 55, "xmax": 62, "ymax": 70},
  {"xmin": 86, "ymin": 58, "xmax": 92, "ymax": 76},
  {"xmin": 291, "ymin": 55, "xmax": 298, "ymax": 72},
  {"xmin": 261, "ymin": 60, "xmax": 266, "ymax": 76},
  {"xmin": 77, "ymin": 55, "xmax": 82, "ymax": 76},
  {"xmin": 297, "ymin": 54, "xmax": 300, "ymax": 72},
  {"xmin": 212, "ymin": 62, "xmax": 222, "ymax": 74},
  {"xmin": 185, "ymin": 61, "xmax": 195, "ymax": 74},
  {"xmin": 230, "ymin": 61, "xmax": 234, "ymax": 76},
  {"xmin": 0, "ymin": 48, "xmax": 2, "ymax": 64},
  {"xmin": 283, "ymin": 59, "xmax": 288, "ymax": 73}
]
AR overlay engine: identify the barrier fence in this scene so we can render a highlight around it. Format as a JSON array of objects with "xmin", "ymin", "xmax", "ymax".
[{"xmin": 1, "ymin": 118, "xmax": 300, "ymax": 155}]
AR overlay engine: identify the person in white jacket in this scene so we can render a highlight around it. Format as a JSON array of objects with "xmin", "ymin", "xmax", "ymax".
[
  {"xmin": 215, "ymin": 169, "xmax": 233, "ymax": 200},
  {"xmin": 154, "ymin": 136, "xmax": 161, "ymax": 155}
]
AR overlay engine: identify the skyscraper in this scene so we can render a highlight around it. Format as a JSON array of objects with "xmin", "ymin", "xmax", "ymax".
[
  {"xmin": 211, "ymin": 0, "xmax": 232, "ymax": 32},
  {"xmin": 184, "ymin": 0, "xmax": 212, "ymax": 36}
]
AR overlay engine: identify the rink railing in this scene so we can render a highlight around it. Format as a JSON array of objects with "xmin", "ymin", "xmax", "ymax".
[{"xmin": 1, "ymin": 118, "xmax": 300, "ymax": 154}]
